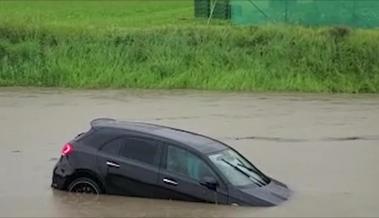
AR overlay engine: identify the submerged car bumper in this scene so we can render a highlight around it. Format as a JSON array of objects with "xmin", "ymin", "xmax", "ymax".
[
  {"xmin": 51, "ymin": 156, "xmax": 74, "ymax": 190},
  {"xmin": 51, "ymin": 171, "xmax": 67, "ymax": 190}
]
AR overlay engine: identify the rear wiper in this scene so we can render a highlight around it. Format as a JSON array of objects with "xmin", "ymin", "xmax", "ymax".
[{"xmin": 221, "ymin": 159, "xmax": 264, "ymax": 187}]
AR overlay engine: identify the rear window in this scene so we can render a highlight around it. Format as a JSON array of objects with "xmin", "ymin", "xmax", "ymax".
[
  {"xmin": 78, "ymin": 128, "xmax": 122, "ymax": 149},
  {"xmin": 73, "ymin": 131, "xmax": 88, "ymax": 141}
]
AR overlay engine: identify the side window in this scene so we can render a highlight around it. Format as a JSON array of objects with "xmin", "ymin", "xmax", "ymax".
[
  {"xmin": 166, "ymin": 145, "xmax": 214, "ymax": 181},
  {"xmin": 120, "ymin": 137, "xmax": 160, "ymax": 166},
  {"xmin": 100, "ymin": 137, "xmax": 123, "ymax": 155}
]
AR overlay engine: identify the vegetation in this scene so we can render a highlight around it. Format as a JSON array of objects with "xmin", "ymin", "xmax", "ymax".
[{"xmin": 0, "ymin": 1, "xmax": 379, "ymax": 93}]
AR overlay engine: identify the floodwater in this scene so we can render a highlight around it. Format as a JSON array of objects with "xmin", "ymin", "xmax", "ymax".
[{"xmin": 0, "ymin": 88, "xmax": 378, "ymax": 217}]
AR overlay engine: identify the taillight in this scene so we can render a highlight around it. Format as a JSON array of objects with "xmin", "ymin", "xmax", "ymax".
[{"xmin": 61, "ymin": 143, "xmax": 73, "ymax": 156}]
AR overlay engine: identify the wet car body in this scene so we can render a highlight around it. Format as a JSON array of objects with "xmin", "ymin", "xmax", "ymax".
[{"xmin": 52, "ymin": 118, "xmax": 290, "ymax": 206}]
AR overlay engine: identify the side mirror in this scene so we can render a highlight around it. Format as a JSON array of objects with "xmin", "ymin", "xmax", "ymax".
[{"xmin": 199, "ymin": 176, "xmax": 219, "ymax": 191}]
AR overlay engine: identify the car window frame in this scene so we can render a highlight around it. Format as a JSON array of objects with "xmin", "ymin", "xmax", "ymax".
[{"xmin": 118, "ymin": 135, "xmax": 162, "ymax": 169}]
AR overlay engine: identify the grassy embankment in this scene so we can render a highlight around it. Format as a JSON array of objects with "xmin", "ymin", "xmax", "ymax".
[{"xmin": 0, "ymin": 1, "xmax": 379, "ymax": 93}]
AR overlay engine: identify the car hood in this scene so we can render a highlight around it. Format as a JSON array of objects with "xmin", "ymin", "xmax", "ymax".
[{"xmin": 233, "ymin": 178, "xmax": 291, "ymax": 206}]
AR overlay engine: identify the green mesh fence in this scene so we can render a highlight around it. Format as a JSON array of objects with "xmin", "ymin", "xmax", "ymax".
[
  {"xmin": 195, "ymin": 0, "xmax": 231, "ymax": 19},
  {"xmin": 230, "ymin": 0, "xmax": 379, "ymax": 27}
]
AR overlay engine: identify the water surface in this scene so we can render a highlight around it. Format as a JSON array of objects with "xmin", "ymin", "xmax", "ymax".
[{"xmin": 0, "ymin": 88, "xmax": 378, "ymax": 217}]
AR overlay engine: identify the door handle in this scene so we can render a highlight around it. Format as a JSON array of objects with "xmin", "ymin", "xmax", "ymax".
[
  {"xmin": 106, "ymin": 161, "xmax": 120, "ymax": 168},
  {"xmin": 163, "ymin": 178, "xmax": 178, "ymax": 186}
]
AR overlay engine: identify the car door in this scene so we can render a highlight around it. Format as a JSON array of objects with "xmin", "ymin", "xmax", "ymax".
[
  {"xmin": 98, "ymin": 135, "xmax": 162, "ymax": 198},
  {"xmin": 157, "ymin": 143, "xmax": 228, "ymax": 204}
]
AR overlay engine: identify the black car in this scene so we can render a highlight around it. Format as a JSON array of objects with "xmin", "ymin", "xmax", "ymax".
[{"xmin": 52, "ymin": 118, "xmax": 290, "ymax": 206}]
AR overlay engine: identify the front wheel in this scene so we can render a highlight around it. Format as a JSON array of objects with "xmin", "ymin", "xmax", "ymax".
[{"xmin": 68, "ymin": 177, "xmax": 101, "ymax": 195}]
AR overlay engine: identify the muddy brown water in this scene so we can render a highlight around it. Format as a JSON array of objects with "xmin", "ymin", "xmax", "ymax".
[{"xmin": 0, "ymin": 88, "xmax": 378, "ymax": 217}]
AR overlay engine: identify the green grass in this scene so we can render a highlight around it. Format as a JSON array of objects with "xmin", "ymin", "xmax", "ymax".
[
  {"xmin": 0, "ymin": 0, "xmax": 197, "ymax": 28},
  {"xmin": 0, "ymin": 1, "xmax": 379, "ymax": 93}
]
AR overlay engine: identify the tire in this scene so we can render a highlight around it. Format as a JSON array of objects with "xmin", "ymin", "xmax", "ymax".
[{"xmin": 67, "ymin": 177, "xmax": 101, "ymax": 195}]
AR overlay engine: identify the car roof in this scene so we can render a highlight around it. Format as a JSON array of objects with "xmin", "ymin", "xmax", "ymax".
[{"xmin": 90, "ymin": 118, "xmax": 228, "ymax": 154}]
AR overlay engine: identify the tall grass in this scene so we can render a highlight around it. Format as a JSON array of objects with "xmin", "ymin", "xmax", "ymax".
[{"xmin": 0, "ymin": 1, "xmax": 379, "ymax": 92}]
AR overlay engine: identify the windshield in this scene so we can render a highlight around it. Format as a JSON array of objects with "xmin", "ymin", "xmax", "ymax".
[{"xmin": 208, "ymin": 149, "xmax": 270, "ymax": 187}]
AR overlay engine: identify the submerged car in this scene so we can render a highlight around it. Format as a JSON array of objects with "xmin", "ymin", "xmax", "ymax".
[{"xmin": 52, "ymin": 118, "xmax": 290, "ymax": 206}]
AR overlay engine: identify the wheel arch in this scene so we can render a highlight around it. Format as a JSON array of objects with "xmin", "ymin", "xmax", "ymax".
[{"xmin": 64, "ymin": 169, "xmax": 105, "ymax": 193}]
